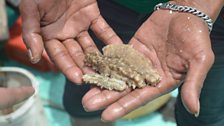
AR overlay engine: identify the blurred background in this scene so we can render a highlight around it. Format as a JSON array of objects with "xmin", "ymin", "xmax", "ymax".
[{"xmin": 0, "ymin": 0, "xmax": 177, "ymax": 126}]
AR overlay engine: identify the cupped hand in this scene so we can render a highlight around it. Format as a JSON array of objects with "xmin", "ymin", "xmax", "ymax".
[
  {"xmin": 82, "ymin": 9, "xmax": 215, "ymax": 121},
  {"xmin": 0, "ymin": 87, "xmax": 34, "ymax": 110},
  {"xmin": 19, "ymin": 0, "xmax": 122, "ymax": 83}
]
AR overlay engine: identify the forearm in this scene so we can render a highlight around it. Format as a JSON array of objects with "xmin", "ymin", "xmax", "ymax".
[{"xmin": 172, "ymin": 0, "xmax": 224, "ymax": 21}]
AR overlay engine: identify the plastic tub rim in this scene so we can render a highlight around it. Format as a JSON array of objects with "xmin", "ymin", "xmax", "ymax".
[{"xmin": 0, "ymin": 67, "xmax": 39, "ymax": 123}]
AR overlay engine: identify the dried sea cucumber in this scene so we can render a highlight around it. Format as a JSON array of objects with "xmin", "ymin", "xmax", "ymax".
[
  {"xmin": 83, "ymin": 73, "xmax": 127, "ymax": 91},
  {"xmin": 82, "ymin": 44, "xmax": 161, "ymax": 91}
]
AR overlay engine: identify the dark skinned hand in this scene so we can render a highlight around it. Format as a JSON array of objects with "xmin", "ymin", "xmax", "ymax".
[
  {"xmin": 19, "ymin": 0, "xmax": 122, "ymax": 84},
  {"xmin": 82, "ymin": 8, "xmax": 215, "ymax": 121}
]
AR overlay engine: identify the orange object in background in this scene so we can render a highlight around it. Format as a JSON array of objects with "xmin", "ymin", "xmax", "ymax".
[{"xmin": 5, "ymin": 17, "xmax": 58, "ymax": 72}]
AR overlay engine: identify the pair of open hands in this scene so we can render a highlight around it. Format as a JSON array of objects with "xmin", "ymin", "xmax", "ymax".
[{"xmin": 13, "ymin": 0, "xmax": 214, "ymax": 121}]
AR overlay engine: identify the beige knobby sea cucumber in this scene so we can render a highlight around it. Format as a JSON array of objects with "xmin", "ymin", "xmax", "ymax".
[{"xmin": 82, "ymin": 44, "xmax": 161, "ymax": 91}]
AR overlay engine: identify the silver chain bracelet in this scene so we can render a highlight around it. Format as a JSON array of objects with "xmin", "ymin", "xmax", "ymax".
[{"xmin": 154, "ymin": 2, "xmax": 213, "ymax": 32}]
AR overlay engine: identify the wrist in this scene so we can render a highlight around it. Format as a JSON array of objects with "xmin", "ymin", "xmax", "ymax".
[{"xmin": 172, "ymin": 0, "xmax": 224, "ymax": 21}]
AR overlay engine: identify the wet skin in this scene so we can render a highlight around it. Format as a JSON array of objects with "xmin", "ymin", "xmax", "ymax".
[
  {"xmin": 20, "ymin": 0, "xmax": 122, "ymax": 84},
  {"xmin": 19, "ymin": 0, "xmax": 224, "ymax": 122}
]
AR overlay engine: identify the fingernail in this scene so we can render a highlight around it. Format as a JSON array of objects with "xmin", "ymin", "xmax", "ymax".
[
  {"xmin": 194, "ymin": 112, "xmax": 199, "ymax": 118},
  {"xmin": 28, "ymin": 49, "xmax": 40, "ymax": 64},
  {"xmin": 101, "ymin": 118, "xmax": 107, "ymax": 122},
  {"xmin": 28, "ymin": 49, "xmax": 33, "ymax": 60},
  {"xmin": 83, "ymin": 105, "xmax": 89, "ymax": 112},
  {"xmin": 31, "ymin": 58, "xmax": 40, "ymax": 64},
  {"xmin": 194, "ymin": 101, "xmax": 200, "ymax": 118},
  {"xmin": 74, "ymin": 72, "xmax": 82, "ymax": 84}
]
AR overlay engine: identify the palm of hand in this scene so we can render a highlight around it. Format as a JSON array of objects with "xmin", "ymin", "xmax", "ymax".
[
  {"xmin": 82, "ymin": 10, "xmax": 215, "ymax": 121},
  {"xmin": 40, "ymin": 0, "xmax": 101, "ymax": 40},
  {"xmin": 133, "ymin": 10, "xmax": 214, "ymax": 92},
  {"xmin": 20, "ymin": 0, "xmax": 122, "ymax": 83}
]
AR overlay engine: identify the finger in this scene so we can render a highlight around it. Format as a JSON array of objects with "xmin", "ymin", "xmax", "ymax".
[
  {"xmin": 181, "ymin": 52, "xmax": 214, "ymax": 117},
  {"xmin": 76, "ymin": 31, "xmax": 102, "ymax": 73},
  {"xmin": 82, "ymin": 87, "xmax": 102, "ymax": 102},
  {"xmin": 101, "ymin": 87, "xmax": 161, "ymax": 121},
  {"xmin": 77, "ymin": 31, "xmax": 99, "ymax": 53},
  {"xmin": 20, "ymin": 0, "xmax": 44, "ymax": 64},
  {"xmin": 129, "ymin": 37, "xmax": 161, "ymax": 68},
  {"xmin": 82, "ymin": 88, "xmax": 131, "ymax": 111},
  {"xmin": 0, "ymin": 86, "xmax": 34, "ymax": 109},
  {"xmin": 90, "ymin": 16, "xmax": 123, "ymax": 45},
  {"xmin": 45, "ymin": 39, "xmax": 83, "ymax": 84},
  {"xmin": 130, "ymin": 37, "xmax": 167, "ymax": 79},
  {"xmin": 42, "ymin": 50, "xmax": 58, "ymax": 72},
  {"xmin": 63, "ymin": 39, "xmax": 91, "ymax": 74}
]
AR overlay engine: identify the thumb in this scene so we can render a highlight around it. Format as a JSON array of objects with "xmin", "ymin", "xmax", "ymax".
[
  {"xmin": 0, "ymin": 86, "xmax": 35, "ymax": 109},
  {"xmin": 20, "ymin": 0, "xmax": 44, "ymax": 64},
  {"xmin": 181, "ymin": 53, "xmax": 214, "ymax": 117}
]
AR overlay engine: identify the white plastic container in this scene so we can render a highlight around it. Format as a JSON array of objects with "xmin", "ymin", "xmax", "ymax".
[{"xmin": 0, "ymin": 67, "xmax": 49, "ymax": 126}]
